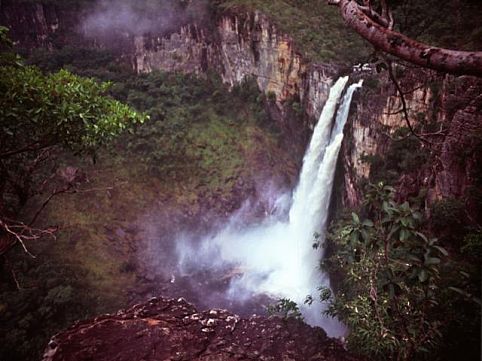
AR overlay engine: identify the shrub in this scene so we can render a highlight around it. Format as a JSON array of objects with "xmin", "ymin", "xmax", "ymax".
[
  {"xmin": 324, "ymin": 183, "xmax": 449, "ymax": 360},
  {"xmin": 430, "ymin": 198, "xmax": 465, "ymax": 237}
]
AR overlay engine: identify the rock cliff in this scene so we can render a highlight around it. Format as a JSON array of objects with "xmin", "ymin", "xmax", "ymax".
[
  {"xmin": 0, "ymin": 2, "xmax": 335, "ymax": 124},
  {"xmin": 110, "ymin": 9, "xmax": 336, "ymax": 122},
  {"xmin": 342, "ymin": 69, "xmax": 482, "ymax": 221},
  {"xmin": 42, "ymin": 296, "xmax": 360, "ymax": 361}
]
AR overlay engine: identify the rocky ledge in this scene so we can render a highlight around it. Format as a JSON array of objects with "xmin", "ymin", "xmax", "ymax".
[{"xmin": 42, "ymin": 297, "xmax": 359, "ymax": 361}]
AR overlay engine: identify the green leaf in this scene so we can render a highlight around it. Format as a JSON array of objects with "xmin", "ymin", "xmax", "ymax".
[
  {"xmin": 433, "ymin": 245, "xmax": 448, "ymax": 256},
  {"xmin": 425, "ymin": 257, "xmax": 440, "ymax": 265},
  {"xmin": 407, "ymin": 254, "xmax": 422, "ymax": 263},
  {"xmin": 418, "ymin": 269, "xmax": 428, "ymax": 283},
  {"xmin": 360, "ymin": 229, "xmax": 369, "ymax": 242},
  {"xmin": 350, "ymin": 231, "xmax": 359, "ymax": 244},
  {"xmin": 415, "ymin": 231, "xmax": 429, "ymax": 244},
  {"xmin": 352, "ymin": 212, "xmax": 360, "ymax": 224},
  {"xmin": 400, "ymin": 228, "xmax": 409, "ymax": 241}
]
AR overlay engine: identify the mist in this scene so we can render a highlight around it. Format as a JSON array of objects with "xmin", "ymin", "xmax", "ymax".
[
  {"xmin": 81, "ymin": 0, "xmax": 210, "ymax": 37},
  {"xmin": 164, "ymin": 78, "xmax": 362, "ymax": 338}
]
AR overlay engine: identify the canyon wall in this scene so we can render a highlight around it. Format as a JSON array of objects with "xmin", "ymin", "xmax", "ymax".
[
  {"xmin": 343, "ymin": 70, "xmax": 482, "ymax": 223},
  {"xmin": 127, "ymin": 10, "xmax": 336, "ymax": 123},
  {"xmin": 0, "ymin": 2, "xmax": 335, "ymax": 125},
  {"xmin": 2, "ymin": 1, "xmax": 481, "ymax": 217}
]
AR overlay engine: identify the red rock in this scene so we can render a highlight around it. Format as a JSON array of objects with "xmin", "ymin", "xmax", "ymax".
[{"xmin": 43, "ymin": 297, "xmax": 360, "ymax": 361}]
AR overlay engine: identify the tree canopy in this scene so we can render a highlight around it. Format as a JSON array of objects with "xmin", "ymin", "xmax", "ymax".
[{"xmin": 0, "ymin": 26, "xmax": 147, "ymax": 256}]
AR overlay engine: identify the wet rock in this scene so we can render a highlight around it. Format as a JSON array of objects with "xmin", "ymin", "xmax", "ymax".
[{"xmin": 42, "ymin": 296, "xmax": 360, "ymax": 361}]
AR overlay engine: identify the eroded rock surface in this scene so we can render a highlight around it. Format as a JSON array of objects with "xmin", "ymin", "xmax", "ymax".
[
  {"xmin": 342, "ymin": 71, "xmax": 482, "ymax": 212},
  {"xmin": 43, "ymin": 297, "xmax": 359, "ymax": 361}
]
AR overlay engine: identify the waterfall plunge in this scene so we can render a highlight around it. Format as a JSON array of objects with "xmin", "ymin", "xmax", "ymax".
[{"xmin": 176, "ymin": 77, "xmax": 363, "ymax": 337}]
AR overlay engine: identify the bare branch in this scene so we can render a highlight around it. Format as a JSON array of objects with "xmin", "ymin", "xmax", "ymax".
[
  {"xmin": 359, "ymin": 5, "xmax": 390, "ymax": 29},
  {"xmin": 29, "ymin": 183, "xmax": 117, "ymax": 226},
  {"xmin": 0, "ymin": 141, "xmax": 53, "ymax": 159},
  {"xmin": 29, "ymin": 185, "xmax": 73, "ymax": 226},
  {"xmin": 379, "ymin": 0, "xmax": 394, "ymax": 30},
  {"xmin": 385, "ymin": 61, "xmax": 432, "ymax": 145},
  {"xmin": 0, "ymin": 218, "xmax": 57, "ymax": 257},
  {"xmin": 11, "ymin": 268, "xmax": 21, "ymax": 290},
  {"xmin": 1, "ymin": 220, "xmax": 38, "ymax": 258}
]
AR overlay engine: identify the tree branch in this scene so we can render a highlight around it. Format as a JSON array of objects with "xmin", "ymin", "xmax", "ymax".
[
  {"xmin": 379, "ymin": 0, "xmax": 394, "ymax": 30},
  {"xmin": 328, "ymin": 0, "xmax": 482, "ymax": 77},
  {"xmin": 385, "ymin": 60, "xmax": 432, "ymax": 145},
  {"xmin": 29, "ymin": 185, "xmax": 73, "ymax": 226},
  {"xmin": 0, "ymin": 141, "xmax": 47, "ymax": 159},
  {"xmin": 0, "ymin": 217, "xmax": 57, "ymax": 257}
]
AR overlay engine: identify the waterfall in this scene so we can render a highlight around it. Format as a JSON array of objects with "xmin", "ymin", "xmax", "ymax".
[
  {"xmin": 292, "ymin": 78, "xmax": 364, "ymax": 269},
  {"xmin": 176, "ymin": 77, "xmax": 363, "ymax": 338},
  {"xmin": 289, "ymin": 76, "xmax": 349, "ymax": 227}
]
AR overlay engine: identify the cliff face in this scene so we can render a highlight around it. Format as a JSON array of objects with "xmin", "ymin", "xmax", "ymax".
[
  {"xmin": 0, "ymin": 3, "xmax": 335, "ymax": 125},
  {"xmin": 343, "ymin": 70, "xmax": 482, "ymax": 220},
  {"xmin": 131, "ymin": 11, "xmax": 335, "ymax": 123},
  {"xmin": 42, "ymin": 296, "xmax": 360, "ymax": 361},
  {"xmin": 0, "ymin": 1, "xmax": 79, "ymax": 49}
]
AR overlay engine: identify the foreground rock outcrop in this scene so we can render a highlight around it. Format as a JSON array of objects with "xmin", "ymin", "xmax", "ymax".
[{"xmin": 42, "ymin": 297, "xmax": 359, "ymax": 361}]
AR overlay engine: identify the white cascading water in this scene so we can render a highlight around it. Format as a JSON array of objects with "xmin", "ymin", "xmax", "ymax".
[{"xmin": 176, "ymin": 77, "xmax": 363, "ymax": 337}]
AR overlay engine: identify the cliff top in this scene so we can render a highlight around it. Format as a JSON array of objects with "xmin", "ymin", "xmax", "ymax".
[{"xmin": 42, "ymin": 296, "xmax": 361, "ymax": 361}]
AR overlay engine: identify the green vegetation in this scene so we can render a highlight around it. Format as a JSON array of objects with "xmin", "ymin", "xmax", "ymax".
[
  {"xmin": 390, "ymin": 0, "xmax": 482, "ymax": 51},
  {"xmin": 0, "ymin": 250, "xmax": 98, "ymax": 361},
  {"xmin": 461, "ymin": 232, "xmax": 482, "ymax": 262},
  {"xmin": 323, "ymin": 183, "xmax": 481, "ymax": 361},
  {"xmin": 214, "ymin": 0, "xmax": 480, "ymax": 63},
  {"xmin": 0, "ymin": 26, "xmax": 145, "ymax": 237},
  {"xmin": 0, "ymin": 28, "xmax": 147, "ymax": 361},
  {"xmin": 361, "ymin": 127, "xmax": 430, "ymax": 185},
  {"xmin": 267, "ymin": 298, "xmax": 303, "ymax": 320},
  {"xmin": 431, "ymin": 198, "xmax": 466, "ymax": 244},
  {"xmin": 214, "ymin": 0, "xmax": 370, "ymax": 63},
  {"xmin": 0, "ymin": 66, "xmax": 145, "ymax": 153},
  {"xmin": 27, "ymin": 45, "xmax": 297, "ymax": 198},
  {"xmin": 1, "ymin": 38, "xmax": 297, "ymax": 361}
]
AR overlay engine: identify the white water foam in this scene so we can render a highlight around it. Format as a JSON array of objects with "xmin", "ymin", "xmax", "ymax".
[{"xmin": 176, "ymin": 77, "xmax": 363, "ymax": 337}]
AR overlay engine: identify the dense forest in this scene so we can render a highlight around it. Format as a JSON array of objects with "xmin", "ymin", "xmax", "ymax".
[{"xmin": 0, "ymin": 0, "xmax": 481, "ymax": 360}]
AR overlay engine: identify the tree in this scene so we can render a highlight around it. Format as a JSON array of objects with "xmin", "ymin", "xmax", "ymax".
[
  {"xmin": 0, "ymin": 27, "xmax": 147, "ymax": 256},
  {"xmin": 323, "ymin": 183, "xmax": 451, "ymax": 360},
  {"xmin": 327, "ymin": 0, "xmax": 482, "ymax": 77}
]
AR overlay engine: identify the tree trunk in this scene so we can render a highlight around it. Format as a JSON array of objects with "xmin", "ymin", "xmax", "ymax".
[{"xmin": 330, "ymin": 0, "xmax": 482, "ymax": 77}]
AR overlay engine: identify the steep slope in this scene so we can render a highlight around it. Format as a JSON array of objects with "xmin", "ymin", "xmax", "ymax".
[{"xmin": 342, "ymin": 68, "xmax": 482, "ymax": 222}]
